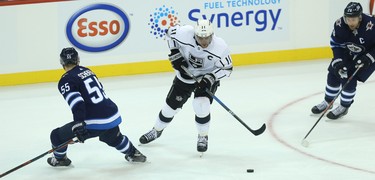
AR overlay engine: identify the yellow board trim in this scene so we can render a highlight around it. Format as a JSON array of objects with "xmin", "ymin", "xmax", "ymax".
[
  {"xmin": 0, "ymin": 47, "xmax": 332, "ymax": 86},
  {"xmin": 233, "ymin": 46, "xmax": 332, "ymax": 66}
]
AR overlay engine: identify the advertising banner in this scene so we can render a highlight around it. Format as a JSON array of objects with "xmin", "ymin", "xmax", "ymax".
[{"xmin": 1, "ymin": 0, "xmax": 369, "ymax": 86}]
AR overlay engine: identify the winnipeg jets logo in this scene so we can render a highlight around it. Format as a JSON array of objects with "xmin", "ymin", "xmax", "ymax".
[
  {"xmin": 189, "ymin": 54, "xmax": 204, "ymax": 68},
  {"xmin": 335, "ymin": 18, "xmax": 342, "ymax": 27},
  {"xmin": 345, "ymin": 42, "xmax": 365, "ymax": 54},
  {"xmin": 366, "ymin": 21, "xmax": 374, "ymax": 31}
]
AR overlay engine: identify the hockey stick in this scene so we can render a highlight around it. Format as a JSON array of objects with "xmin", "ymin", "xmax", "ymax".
[
  {"xmin": 181, "ymin": 66, "xmax": 266, "ymax": 136},
  {"xmin": 0, "ymin": 138, "xmax": 77, "ymax": 178},
  {"xmin": 301, "ymin": 65, "xmax": 363, "ymax": 147}
]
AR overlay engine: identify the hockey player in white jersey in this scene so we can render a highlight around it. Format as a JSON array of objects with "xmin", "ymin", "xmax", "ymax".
[{"xmin": 139, "ymin": 19, "xmax": 233, "ymax": 153}]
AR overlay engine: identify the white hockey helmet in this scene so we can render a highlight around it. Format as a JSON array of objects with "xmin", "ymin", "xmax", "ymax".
[{"xmin": 194, "ymin": 19, "xmax": 214, "ymax": 37}]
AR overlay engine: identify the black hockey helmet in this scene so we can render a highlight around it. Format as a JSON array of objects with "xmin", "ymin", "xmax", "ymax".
[
  {"xmin": 344, "ymin": 2, "xmax": 363, "ymax": 18},
  {"xmin": 60, "ymin": 47, "xmax": 79, "ymax": 66}
]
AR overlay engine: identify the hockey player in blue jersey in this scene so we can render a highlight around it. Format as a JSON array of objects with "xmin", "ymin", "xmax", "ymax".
[
  {"xmin": 312, "ymin": 2, "xmax": 375, "ymax": 119},
  {"xmin": 47, "ymin": 47, "xmax": 146, "ymax": 166}
]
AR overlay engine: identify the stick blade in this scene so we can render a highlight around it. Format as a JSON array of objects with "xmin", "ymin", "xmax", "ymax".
[{"xmin": 251, "ymin": 123, "xmax": 266, "ymax": 136}]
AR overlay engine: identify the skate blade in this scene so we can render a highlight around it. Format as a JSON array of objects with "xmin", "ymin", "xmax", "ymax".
[
  {"xmin": 324, "ymin": 116, "xmax": 346, "ymax": 122},
  {"xmin": 128, "ymin": 160, "xmax": 151, "ymax": 164},
  {"xmin": 50, "ymin": 164, "xmax": 75, "ymax": 168}
]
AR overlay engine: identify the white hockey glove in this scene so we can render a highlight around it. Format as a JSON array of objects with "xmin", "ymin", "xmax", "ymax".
[{"xmin": 331, "ymin": 58, "xmax": 347, "ymax": 79}]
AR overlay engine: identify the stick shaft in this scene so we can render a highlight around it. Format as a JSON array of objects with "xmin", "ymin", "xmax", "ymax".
[
  {"xmin": 181, "ymin": 66, "xmax": 266, "ymax": 136},
  {"xmin": 302, "ymin": 65, "xmax": 363, "ymax": 140},
  {"xmin": 0, "ymin": 139, "xmax": 75, "ymax": 178}
]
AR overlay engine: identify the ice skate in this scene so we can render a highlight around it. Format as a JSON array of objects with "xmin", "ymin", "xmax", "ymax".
[
  {"xmin": 197, "ymin": 135, "xmax": 208, "ymax": 153},
  {"xmin": 139, "ymin": 128, "xmax": 163, "ymax": 144},
  {"xmin": 125, "ymin": 149, "xmax": 147, "ymax": 163},
  {"xmin": 47, "ymin": 156, "xmax": 72, "ymax": 167},
  {"xmin": 311, "ymin": 100, "xmax": 331, "ymax": 114},
  {"xmin": 327, "ymin": 105, "xmax": 348, "ymax": 119}
]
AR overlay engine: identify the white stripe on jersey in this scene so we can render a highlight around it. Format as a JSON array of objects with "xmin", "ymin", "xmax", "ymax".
[
  {"xmin": 341, "ymin": 90, "xmax": 356, "ymax": 97},
  {"xmin": 65, "ymin": 92, "xmax": 80, "ymax": 102},
  {"xmin": 326, "ymin": 85, "xmax": 341, "ymax": 91},
  {"xmin": 85, "ymin": 111, "xmax": 121, "ymax": 126},
  {"xmin": 65, "ymin": 92, "xmax": 84, "ymax": 109},
  {"xmin": 53, "ymin": 150, "xmax": 67, "ymax": 156},
  {"xmin": 69, "ymin": 97, "xmax": 84, "ymax": 109},
  {"xmin": 118, "ymin": 138, "xmax": 131, "ymax": 153},
  {"xmin": 341, "ymin": 97, "xmax": 354, "ymax": 102}
]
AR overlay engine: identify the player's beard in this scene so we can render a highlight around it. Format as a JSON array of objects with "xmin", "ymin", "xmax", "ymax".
[
  {"xmin": 196, "ymin": 35, "xmax": 212, "ymax": 48},
  {"xmin": 346, "ymin": 20, "xmax": 360, "ymax": 31},
  {"xmin": 200, "ymin": 43, "xmax": 209, "ymax": 48},
  {"xmin": 348, "ymin": 25, "xmax": 357, "ymax": 30}
]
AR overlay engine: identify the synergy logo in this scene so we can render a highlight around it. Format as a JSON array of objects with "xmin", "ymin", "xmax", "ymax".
[
  {"xmin": 66, "ymin": 4, "xmax": 130, "ymax": 52},
  {"xmin": 148, "ymin": 5, "xmax": 180, "ymax": 39},
  {"xmin": 188, "ymin": 1, "xmax": 282, "ymax": 32}
]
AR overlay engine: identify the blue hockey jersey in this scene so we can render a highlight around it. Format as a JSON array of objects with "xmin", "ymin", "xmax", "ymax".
[
  {"xmin": 58, "ymin": 66, "xmax": 121, "ymax": 130},
  {"xmin": 330, "ymin": 14, "xmax": 375, "ymax": 60}
]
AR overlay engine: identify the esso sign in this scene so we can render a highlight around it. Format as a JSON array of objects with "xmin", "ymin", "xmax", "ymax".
[
  {"xmin": 66, "ymin": 4, "xmax": 130, "ymax": 52},
  {"xmin": 77, "ymin": 18, "xmax": 120, "ymax": 37}
]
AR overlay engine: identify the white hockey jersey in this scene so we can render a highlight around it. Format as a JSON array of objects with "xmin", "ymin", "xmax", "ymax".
[{"xmin": 166, "ymin": 25, "xmax": 233, "ymax": 84}]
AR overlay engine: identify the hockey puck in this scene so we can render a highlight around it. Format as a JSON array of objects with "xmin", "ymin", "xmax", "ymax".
[{"xmin": 247, "ymin": 169, "xmax": 254, "ymax": 173}]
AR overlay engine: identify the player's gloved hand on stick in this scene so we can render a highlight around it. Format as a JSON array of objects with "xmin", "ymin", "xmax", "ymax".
[
  {"xmin": 168, "ymin": 50, "xmax": 191, "ymax": 79},
  {"xmin": 72, "ymin": 121, "xmax": 89, "ymax": 143},
  {"xmin": 355, "ymin": 53, "xmax": 374, "ymax": 69},
  {"xmin": 196, "ymin": 73, "xmax": 215, "ymax": 91},
  {"xmin": 169, "ymin": 49, "xmax": 188, "ymax": 73},
  {"xmin": 338, "ymin": 67, "xmax": 348, "ymax": 79},
  {"xmin": 331, "ymin": 58, "xmax": 347, "ymax": 79}
]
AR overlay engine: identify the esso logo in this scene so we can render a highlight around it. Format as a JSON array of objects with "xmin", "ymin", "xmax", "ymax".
[{"xmin": 66, "ymin": 4, "xmax": 130, "ymax": 52}]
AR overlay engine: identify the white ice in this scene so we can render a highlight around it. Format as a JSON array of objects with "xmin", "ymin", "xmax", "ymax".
[{"xmin": 1, "ymin": 59, "xmax": 375, "ymax": 180}]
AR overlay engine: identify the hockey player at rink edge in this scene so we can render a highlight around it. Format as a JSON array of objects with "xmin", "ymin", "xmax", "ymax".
[
  {"xmin": 139, "ymin": 19, "xmax": 233, "ymax": 153},
  {"xmin": 312, "ymin": 2, "xmax": 375, "ymax": 119},
  {"xmin": 47, "ymin": 47, "xmax": 147, "ymax": 167}
]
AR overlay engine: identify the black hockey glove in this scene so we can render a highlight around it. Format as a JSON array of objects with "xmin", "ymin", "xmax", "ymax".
[
  {"xmin": 355, "ymin": 53, "xmax": 374, "ymax": 69},
  {"xmin": 168, "ymin": 49, "xmax": 188, "ymax": 73},
  {"xmin": 331, "ymin": 58, "xmax": 347, "ymax": 79},
  {"xmin": 196, "ymin": 73, "xmax": 216, "ymax": 91},
  {"xmin": 72, "ymin": 121, "xmax": 89, "ymax": 143}
]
